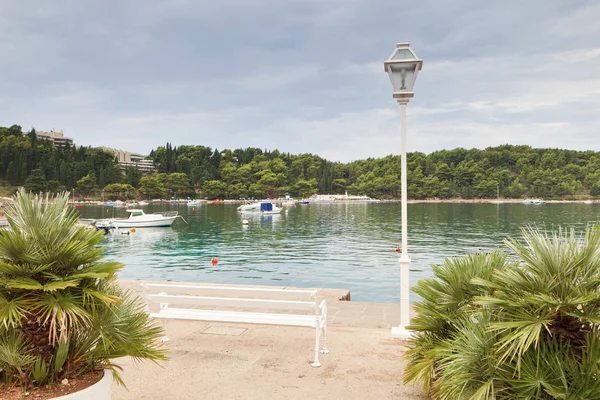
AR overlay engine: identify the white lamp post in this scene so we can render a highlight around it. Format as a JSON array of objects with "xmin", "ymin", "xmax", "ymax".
[{"xmin": 384, "ymin": 43, "xmax": 423, "ymax": 339}]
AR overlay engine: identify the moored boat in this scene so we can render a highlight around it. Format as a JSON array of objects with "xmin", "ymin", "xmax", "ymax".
[
  {"xmin": 111, "ymin": 209, "xmax": 179, "ymax": 228},
  {"xmin": 523, "ymin": 198, "xmax": 545, "ymax": 205},
  {"xmin": 237, "ymin": 201, "xmax": 282, "ymax": 214}
]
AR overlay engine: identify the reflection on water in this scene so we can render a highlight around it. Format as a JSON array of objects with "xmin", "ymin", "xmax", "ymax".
[{"xmin": 80, "ymin": 202, "xmax": 600, "ymax": 303}]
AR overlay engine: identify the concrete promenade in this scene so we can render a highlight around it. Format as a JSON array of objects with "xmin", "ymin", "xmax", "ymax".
[{"xmin": 113, "ymin": 280, "xmax": 426, "ymax": 400}]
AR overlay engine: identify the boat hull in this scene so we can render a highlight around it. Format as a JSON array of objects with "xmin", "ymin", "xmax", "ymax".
[
  {"xmin": 260, "ymin": 210, "xmax": 282, "ymax": 215},
  {"xmin": 112, "ymin": 216, "xmax": 177, "ymax": 228}
]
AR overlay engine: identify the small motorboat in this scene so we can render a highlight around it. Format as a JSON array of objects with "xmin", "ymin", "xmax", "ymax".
[
  {"xmin": 111, "ymin": 209, "xmax": 179, "ymax": 228},
  {"xmin": 523, "ymin": 199, "xmax": 545, "ymax": 205},
  {"xmin": 237, "ymin": 201, "xmax": 282, "ymax": 215},
  {"xmin": 187, "ymin": 200, "xmax": 203, "ymax": 206}
]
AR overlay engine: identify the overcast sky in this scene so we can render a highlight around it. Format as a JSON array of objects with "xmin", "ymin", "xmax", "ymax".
[{"xmin": 1, "ymin": 0, "xmax": 599, "ymax": 161}]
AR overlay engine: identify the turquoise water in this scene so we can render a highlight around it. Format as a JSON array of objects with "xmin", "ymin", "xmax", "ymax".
[{"xmin": 80, "ymin": 203, "xmax": 600, "ymax": 303}]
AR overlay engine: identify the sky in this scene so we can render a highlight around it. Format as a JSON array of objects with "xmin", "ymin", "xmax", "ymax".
[{"xmin": 1, "ymin": 0, "xmax": 599, "ymax": 162}]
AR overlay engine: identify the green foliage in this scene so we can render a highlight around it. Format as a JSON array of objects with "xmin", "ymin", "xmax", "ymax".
[
  {"xmin": 103, "ymin": 183, "xmax": 136, "ymax": 201},
  {"xmin": 32, "ymin": 357, "xmax": 49, "ymax": 383},
  {"xmin": 0, "ymin": 125, "xmax": 122, "ymax": 191},
  {"xmin": 0, "ymin": 189, "xmax": 167, "ymax": 389},
  {"xmin": 76, "ymin": 173, "xmax": 99, "ymax": 197},
  {"xmin": 5, "ymin": 123, "xmax": 600, "ymax": 200},
  {"xmin": 406, "ymin": 226, "xmax": 600, "ymax": 399},
  {"xmin": 201, "ymin": 180, "xmax": 227, "ymax": 199},
  {"xmin": 138, "ymin": 175, "xmax": 166, "ymax": 199},
  {"xmin": 144, "ymin": 144, "xmax": 600, "ymax": 200},
  {"xmin": 165, "ymin": 172, "xmax": 194, "ymax": 198},
  {"xmin": 23, "ymin": 169, "xmax": 46, "ymax": 193},
  {"xmin": 124, "ymin": 166, "xmax": 142, "ymax": 188}
]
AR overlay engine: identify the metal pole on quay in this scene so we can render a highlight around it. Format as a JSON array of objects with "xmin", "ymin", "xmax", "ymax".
[{"xmin": 384, "ymin": 43, "xmax": 423, "ymax": 339}]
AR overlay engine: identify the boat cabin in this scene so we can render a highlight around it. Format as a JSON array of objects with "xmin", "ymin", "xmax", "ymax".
[
  {"xmin": 126, "ymin": 209, "xmax": 145, "ymax": 218},
  {"xmin": 260, "ymin": 203, "xmax": 274, "ymax": 212}
]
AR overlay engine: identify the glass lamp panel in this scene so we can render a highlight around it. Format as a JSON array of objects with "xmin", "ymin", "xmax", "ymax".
[
  {"xmin": 389, "ymin": 64, "xmax": 416, "ymax": 91},
  {"xmin": 390, "ymin": 49, "xmax": 415, "ymax": 61}
]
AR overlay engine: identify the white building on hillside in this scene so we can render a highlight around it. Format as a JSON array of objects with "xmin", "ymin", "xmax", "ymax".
[
  {"xmin": 35, "ymin": 129, "xmax": 74, "ymax": 147},
  {"xmin": 101, "ymin": 147, "xmax": 155, "ymax": 173}
]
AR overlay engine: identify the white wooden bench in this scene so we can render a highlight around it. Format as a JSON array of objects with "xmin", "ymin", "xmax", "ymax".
[{"xmin": 142, "ymin": 283, "xmax": 329, "ymax": 367}]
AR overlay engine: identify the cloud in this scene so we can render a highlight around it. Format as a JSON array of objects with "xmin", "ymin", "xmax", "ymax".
[{"xmin": 1, "ymin": 0, "xmax": 600, "ymax": 161}]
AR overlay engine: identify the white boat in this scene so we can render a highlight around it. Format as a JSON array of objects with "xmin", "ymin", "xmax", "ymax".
[
  {"xmin": 308, "ymin": 192, "xmax": 378, "ymax": 203},
  {"xmin": 237, "ymin": 201, "xmax": 282, "ymax": 215},
  {"xmin": 277, "ymin": 195, "xmax": 296, "ymax": 207},
  {"xmin": 187, "ymin": 200, "xmax": 203, "ymax": 206},
  {"xmin": 523, "ymin": 198, "xmax": 545, "ymax": 205},
  {"xmin": 111, "ymin": 209, "xmax": 179, "ymax": 228},
  {"xmin": 138, "ymin": 201, "xmax": 149, "ymax": 206}
]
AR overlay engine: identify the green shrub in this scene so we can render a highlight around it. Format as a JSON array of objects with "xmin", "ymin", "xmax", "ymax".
[
  {"xmin": 0, "ymin": 189, "xmax": 167, "ymax": 390},
  {"xmin": 405, "ymin": 226, "xmax": 600, "ymax": 399}
]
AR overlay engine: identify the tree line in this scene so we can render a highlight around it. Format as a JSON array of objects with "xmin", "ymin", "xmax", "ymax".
[
  {"xmin": 2, "ymin": 123, "xmax": 600, "ymax": 200},
  {"xmin": 0, "ymin": 125, "xmax": 123, "ymax": 196}
]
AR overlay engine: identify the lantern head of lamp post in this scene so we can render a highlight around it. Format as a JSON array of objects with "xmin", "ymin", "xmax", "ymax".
[{"xmin": 384, "ymin": 43, "xmax": 423, "ymax": 102}]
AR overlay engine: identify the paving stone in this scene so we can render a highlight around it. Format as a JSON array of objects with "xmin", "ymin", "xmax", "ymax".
[{"xmin": 202, "ymin": 326, "xmax": 247, "ymax": 336}]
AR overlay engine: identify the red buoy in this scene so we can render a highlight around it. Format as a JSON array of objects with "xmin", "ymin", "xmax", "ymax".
[
  {"xmin": 395, "ymin": 245, "xmax": 401, "ymax": 253},
  {"xmin": 211, "ymin": 257, "xmax": 219, "ymax": 266}
]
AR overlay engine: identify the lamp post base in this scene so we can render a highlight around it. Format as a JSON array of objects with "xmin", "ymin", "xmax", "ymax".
[{"xmin": 391, "ymin": 325, "xmax": 413, "ymax": 339}]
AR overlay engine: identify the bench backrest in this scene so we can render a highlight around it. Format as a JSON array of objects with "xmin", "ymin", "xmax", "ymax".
[{"xmin": 143, "ymin": 283, "xmax": 318, "ymax": 313}]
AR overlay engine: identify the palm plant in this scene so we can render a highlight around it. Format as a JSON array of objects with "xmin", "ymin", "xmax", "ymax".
[
  {"xmin": 0, "ymin": 189, "xmax": 167, "ymax": 390},
  {"xmin": 404, "ymin": 251, "xmax": 511, "ymax": 397},
  {"xmin": 405, "ymin": 225, "xmax": 600, "ymax": 399}
]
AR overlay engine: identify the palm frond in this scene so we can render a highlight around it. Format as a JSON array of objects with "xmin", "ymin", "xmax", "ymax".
[
  {"xmin": 33, "ymin": 292, "xmax": 92, "ymax": 344},
  {"xmin": 0, "ymin": 293, "xmax": 30, "ymax": 329},
  {"xmin": 0, "ymin": 331, "xmax": 36, "ymax": 384}
]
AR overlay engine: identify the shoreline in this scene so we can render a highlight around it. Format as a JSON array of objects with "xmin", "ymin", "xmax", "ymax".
[
  {"xmin": 2, "ymin": 196, "xmax": 598, "ymax": 207},
  {"xmin": 405, "ymin": 198, "xmax": 596, "ymax": 204}
]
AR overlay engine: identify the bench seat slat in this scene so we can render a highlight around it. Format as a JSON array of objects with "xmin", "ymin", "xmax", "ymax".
[
  {"xmin": 151, "ymin": 308, "xmax": 318, "ymax": 328},
  {"xmin": 143, "ymin": 283, "xmax": 317, "ymax": 301},
  {"xmin": 148, "ymin": 294, "xmax": 316, "ymax": 311}
]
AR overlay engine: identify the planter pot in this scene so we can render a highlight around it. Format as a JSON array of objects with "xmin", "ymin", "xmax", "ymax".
[{"xmin": 54, "ymin": 370, "xmax": 111, "ymax": 400}]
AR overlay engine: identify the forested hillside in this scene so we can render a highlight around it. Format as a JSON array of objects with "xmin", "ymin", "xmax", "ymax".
[
  {"xmin": 2, "ymin": 123, "xmax": 600, "ymax": 200},
  {"xmin": 0, "ymin": 125, "xmax": 123, "ymax": 195}
]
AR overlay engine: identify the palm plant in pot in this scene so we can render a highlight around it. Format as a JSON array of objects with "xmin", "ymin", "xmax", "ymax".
[{"xmin": 0, "ymin": 189, "xmax": 167, "ymax": 398}]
